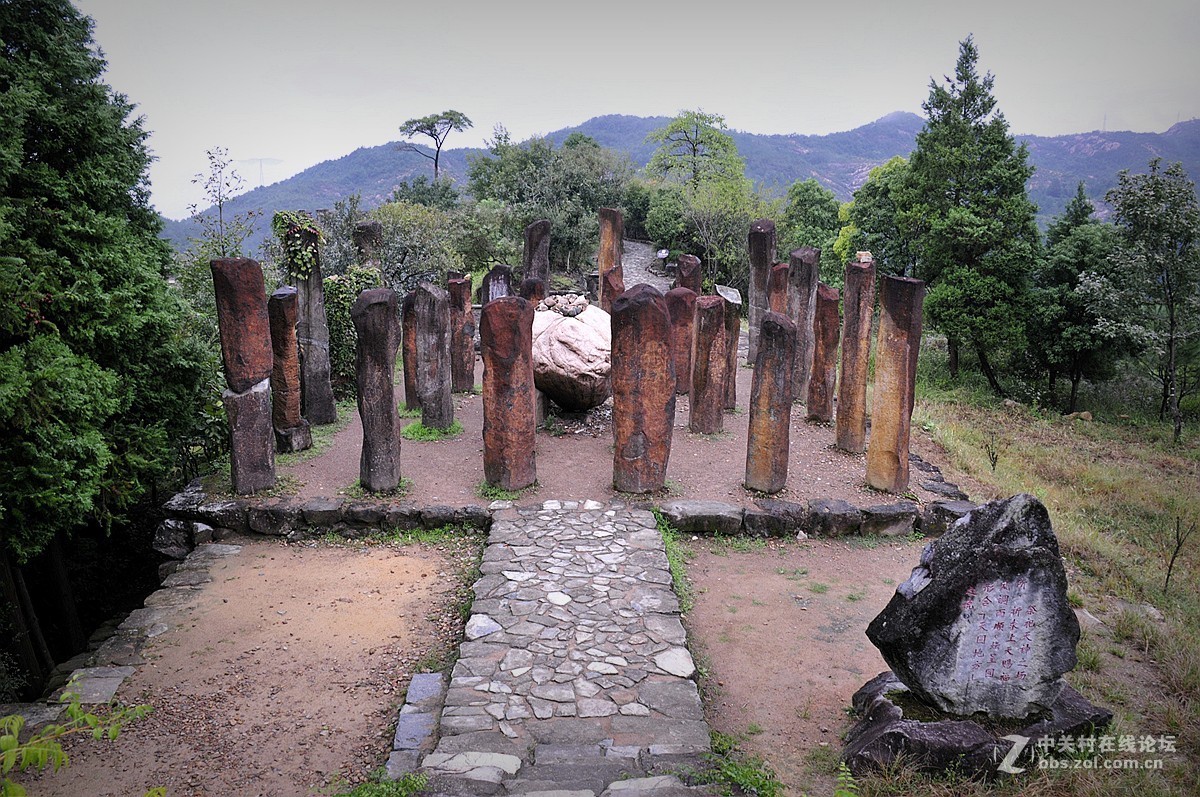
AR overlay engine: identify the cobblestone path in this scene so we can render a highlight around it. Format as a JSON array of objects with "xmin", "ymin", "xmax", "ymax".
[{"xmin": 420, "ymin": 502, "xmax": 714, "ymax": 795}]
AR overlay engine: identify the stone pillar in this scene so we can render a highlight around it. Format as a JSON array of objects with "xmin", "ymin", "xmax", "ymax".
[
  {"xmin": 267, "ymin": 286, "xmax": 312, "ymax": 453},
  {"xmin": 745, "ymin": 312, "xmax": 797, "ymax": 493},
  {"xmin": 211, "ymin": 257, "xmax": 275, "ymax": 494},
  {"xmin": 716, "ymin": 285, "xmax": 742, "ymax": 410},
  {"xmin": 353, "ymin": 220, "xmax": 383, "ymax": 267},
  {"xmin": 523, "ymin": 219, "xmax": 552, "ymax": 283},
  {"xmin": 414, "ymin": 283, "xmax": 454, "ymax": 430},
  {"xmin": 866, "ymin": 276, "xmax": 926, "ymax": 493},
  {"xmin": 281, "ymin": 217, "xmax": 338, "ymax": 425},
  {"xmin": 806, "ymin": 284, "xmax": 841, "ymax": 422},
  {"xmin": 787, "ymin": 247, "xmax": 821, "ymax": 403},
  {"xmin": 518, "ymin": 277, "xmax": 545, "ymax": 306},
  {"xmin": 747, "ymin": 218, "xmax": 776, "ymax": 364},
  {"xmin": 665, "ymin": 287, "xmax": 698, "ymax": 395},
  {"xmin": 480, "ymin": 265, "xmax": 513, "ymax": 305},
  {"xmin": 768, "ymin": 262, "xmax": 789, "ymax": 314},
  {"xmin": 689, "ymin": 295, "xmax": 727, "ymax": 434},
  {"xmin": 401, "ymin": 291, "xmax": 420, "ymax": 412},
  {"xmin": 480, "ymin": 297, "xmax": 537, "ymax": 490},
  {"xmin": 611, "ymin": 284, "xmax": 675, "ymax": 494},
  {"xmin": 448, "ymin": 277, "xmax": 475, "ymax": 393},
  {"xmin": 835, "ymin": 258, "xmax": 878, "ymax": 453},
  {"xmin": 351, "ymin": 288, "xmax": 402, "ymax": 492},
  {"xmin": 675, "ymin": 254, "xmax": 702, "ymax": 294},
  {"xmin": 598, "ymin": 207, "xmax": 625, "ymax": 313}
]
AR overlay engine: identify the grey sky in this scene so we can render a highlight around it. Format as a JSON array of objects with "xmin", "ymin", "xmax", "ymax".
[{"xmin": 75, "ymin": 0, "xmax": 1200, "ymax": 220}]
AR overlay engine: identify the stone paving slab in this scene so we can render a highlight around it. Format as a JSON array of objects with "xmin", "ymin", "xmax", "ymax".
[{"xmin": 422, "ymin": 503, "xmax": 713, "ymax": 795}]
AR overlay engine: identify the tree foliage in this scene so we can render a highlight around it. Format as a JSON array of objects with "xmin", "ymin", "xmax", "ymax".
[
  {"xmin": 397, "ymin": 109, "xmax": 472, "ymax": 180},
  {"xmin": 850, "ymin": 156, "xmax": 918, "ymax": 277},
  {"xmin": 645, "ymin": 110, "xmax": 745, "ymax": 190},
  {"xmin": 369, "ymin": 200, "xmax": 464, "ymax": 293}
]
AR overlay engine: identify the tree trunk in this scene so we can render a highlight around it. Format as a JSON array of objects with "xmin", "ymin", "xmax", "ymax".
[
  {"xmin": 948, "ymin": 337, "xmax": 960, "ymax": 379},
  {"xmin": 1069, "ymin": 371, "xmax": 1082, "ymax": 414},
  {"xmin": 1047, "ymin": 368, "xmax": 1058, "ymax": 409},
  {"xmin": 1168, "ymin": 333, "xmax": 1182, "ymax": 444},
  {"xmin": 48, "ymin": 535, "xmax": 86, "ymax": 653},
  {"xmin": 0, "ymin": 554, "xmax": 44, "ymax": 695},
  {"xmin": 7, "ymin": 557, "xmax": 55, "ymax": 678},
  {"xmin": 975, "ymin": 344, "xmax": 1008, "ymax": 398}
]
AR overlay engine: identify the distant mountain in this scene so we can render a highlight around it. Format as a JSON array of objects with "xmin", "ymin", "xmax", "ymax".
[{"xmin": 161, "ymin": 112, "xmax": 1200, "ymax": 254}]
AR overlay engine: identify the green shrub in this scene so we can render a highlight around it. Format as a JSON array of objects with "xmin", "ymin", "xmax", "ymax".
[{"xmin": 324, "ymin": 264, "xmax": 383, "ymax": 399}]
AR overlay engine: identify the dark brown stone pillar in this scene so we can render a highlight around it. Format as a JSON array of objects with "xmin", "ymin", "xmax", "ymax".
[
  {"xmin": 401, "ymin": 291, "xmax": 420, "ymax": 412},
  {"xmin": 867, "ymin": 276, "xmax": 926, "ymax": 493},
  {"xmin": 267, "ymin": 286, "xmax": 311, "ymax": 453},
  {"xmin": 480, "ymin": 297, "xmax": 537, "ymax": 490},
  {"xmin": 414, "ymin": 283, "xmax": 454, "ymax": 430},
  {"xmin": 523, "ymin": 219, "xmax": 552, "ymax": 283},
  {"xmin": 353, "ymin": 220, "xmax": 383, "ymax": 267},
  {"xmin": 835, "ymin": 258, "xmax": 877, "ymax": 453},
  {"xmin": 519, "ymin": 278, "xmax": 545, "ymax": 306},
  {"xmin": 223, "ymin": 382, "xmax": 275, "ymax": 495},
  {"xmin": 598, "ymin": 207, "xmax": 625, "ymax": 313},
  {"xmin": 351, "ymin": 288, "xmax": 402, "ymax": 492},
  {"xmin": 448, "ymin": 277, "xmax": 475, "ymax": 393},
  {"xmin": 768, "ymin": 263, "xmax": 789, "ymax": 314},
  {"xmin": 665, "ymin": 287, "xmax": 698, "ymax": 395},
  {"xmin": 716, "ymin": 285, "xmax": 742, "ymax": 410},
  {"xmin": 787, "ymin": 247, "xmax": 820, "ymax": 403},
  {"xmin": 745, "ymin": 312, "xmax": 797, "ymax": 493},
  {"xmin": 689, "ymin": 295, "xmax": 727, "ymax": 434},
  {"xmin": 280, "ymin": 217, "xmax": 338, "ymax": 425},
  {"xmin": 611, "ymin": 284, "xmax": 675, "ymax": 493},
  {"xmin": 806, "ymin": 284, "xmax": 841, "ymax": 422},
  {"xmin": 675, "ymin": 254, "xmax": 702, "ymax": 294},
  {"xmin": 747, "ymin": 219, "xmax": 776, "ymax": 364},
  {"xmin": 480, "ymin": 265, "xmax": 513, "ymax": 305}
]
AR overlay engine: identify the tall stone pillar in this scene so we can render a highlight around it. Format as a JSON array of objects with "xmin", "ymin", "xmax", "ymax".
[
  {"xmin": 835, "ymin": 258, "xmax": 877, "ymax": 453},
  {"xmin": 787, "ymin": 247, "xmax": 821, "ymax": 403},
  {"xmin": 867, "ymin": 276, "xmax": 926, "ymax": 493},
  {"xmin": 523, "ymin": 219, "xmax": 552, "ymax": 283},
  {"xmin": 768, "ymin": 263, "xmax": 789, "ymax": 314},
  {"xmin": 267, "ymin": 286, "xmax": 312, "ymax": 453},
  {"xmin": 665, "ymin": 287, "xmax": 698, "ymax": 395},
  {"xmin": 747, "ymin": 219, "xmax": 776, "ymax": 364},
  {"xmin": 211, "ymin": 258, "xmax": 275, "ymax": 494},
  {"xmin": 611, "ymin": 285, "xmax": 675, "ymax": 494},
  {"xmin": 518, "ymin": 277, "xmax": 545, "ymax": 306},
  {"xmin": 806, "ymin": 284, "xmax": 841, "ymax": 423},
  {"xmin": 480, "ymin": 264, "xmax": 513, "ymax": 305},
  {"xmin": 448, "ymin": 277, "xmax": 475, "ymax": 393},
  {"xmin": 745, "ymin": 312, "xmax": 797, "ymax": 493},
  {"xmin": 598, "ymin": 207, "xmax": 625, "ymax": 313},
  {"xmin": 414, "ymin": 283, "xmax": 454, "ymax": 430},
  {"xmin": 675, "ymin": 254, "xmax": 702, "ymax": 294},
  {"xmin": 279, "ymin": 214, "xmax": 338, "ymax": 425},
  {"xmin": 353, "ymin": 220, "xmax": 383, "ymax": 267},
  {"xmin": 401, "ymin": 291, "xmax": 420, "ymax": 412},
  {"xmin": 716, "ymin": 285, "xmax": 742, "ymax": 410},
  {"xmin": 689, "ymin": 295, "xmax": 727, "ymax": 434},
  {"xmin": 351, "ymin": 288, "xmax": 402, "ymax": 492},
  {"xmin": 481, "ymin": 297, "xmax": 537, "ymax": 490}
]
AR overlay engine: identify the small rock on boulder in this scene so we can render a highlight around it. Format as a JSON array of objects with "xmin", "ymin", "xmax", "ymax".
[{"xmin": 531, "ymin": 305, "xmax": 611, "ymax": 411}]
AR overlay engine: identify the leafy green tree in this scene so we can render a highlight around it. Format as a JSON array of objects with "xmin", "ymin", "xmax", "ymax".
[
  {"xmin": 370, "ymin": 200, "xmax": 464, "ymax": 292},
  {"xmin": 685, "ymin": 178, "xmax": 774, "ymax": 294},
  {"xmin": 316, "ymin": 194, "xmax": 367, "ymax": 277},
  {"xmin": 850, "ymin": 156, "xmax": 918, "ymax": 277},
  {"xmin": 646, "ymin": 110, "xmax": 745, "ymax": 191},
  {"xmin": 779, "ymin": 178, "xmax": 842, "ymax": 283},
  {"xmin": 393, "ymin": 174, "xmax": 459, "ymax": 210},
  {"xmin": 899, "ymin": 36, "xmax": 1041, "ymax": 394},
  {"xmin": 396, "ymin": 109, "xmax": 472, "ymax": 180}
]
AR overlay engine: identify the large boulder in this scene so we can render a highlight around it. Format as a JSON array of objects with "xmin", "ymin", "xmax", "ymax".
[{"xmin": 531, "ymin": 304, "xmax": 611, "ymax": 411}]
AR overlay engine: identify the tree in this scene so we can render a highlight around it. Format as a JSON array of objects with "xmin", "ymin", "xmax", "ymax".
[
  {"xmin": 370, "ymin": 200, "xmax": 464, "ymax": 293},
  {"xmin": 851, "ymin": 156, "xmax": 918, "ymax": 277},
  {"xmin": 779, "ymin": 178, "xmax": 843, "ymax": 283},
  {"xmin": 898, "ymin": 36, "xmax": 1041, "ymax": 395},
  {"xmin": 393, "ymin": 174, "xmax": 459, "ymax": 210},
  {"xmin": 645, "ymin": 110, "xmax": 745, "ymax": 191},
  {"xmin": 397, "ymin": 109, "xmax": 472, "ymax": 181}
]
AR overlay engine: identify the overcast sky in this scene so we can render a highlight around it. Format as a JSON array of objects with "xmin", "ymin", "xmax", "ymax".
[{"xmin": 75, "ymin": 0, "xmax": 1200, "ymax": 220}]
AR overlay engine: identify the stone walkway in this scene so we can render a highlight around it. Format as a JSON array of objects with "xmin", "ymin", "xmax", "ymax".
[{"xmin": 417, "ymin": 502, "xmax": 715, "ymax": 796}]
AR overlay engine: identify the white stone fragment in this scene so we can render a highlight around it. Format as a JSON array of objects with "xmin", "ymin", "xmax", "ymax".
[{"xmin": 653, "ymin": 647, "xmax": 696, "ymax": 678}]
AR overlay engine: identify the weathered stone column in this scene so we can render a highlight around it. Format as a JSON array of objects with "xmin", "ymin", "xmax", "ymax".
[
  {"xmin": 611, "ymin": 284, "xmax": 675, "ymax": 493},
  {"xmin": 675, "ymin": 254, "xmax": 702, "ymax": 294},
  {"xmin": 480, "ymin": 297, "xmax": 537, "ymax": 490},
  {"xmin": 747, "ymin": 219, "xmax": 776, "ymax": 364},
  {"xmin": 519, "ymin": 277, "xmax": 545, "ymax": 306},
  {"xmin": 768, "ymin": 262, "xmax": 789, "ymax": 314},
  {"xmin": 480, "ymin": 265, "xmax": 513, "ymax": 305},
  {"xmin": 414, "ymin": 283, "xmax": 454, "ymax": 430},
  {"xmin": 866, "ymin": 276, "xmax": 926, "ymax": 493},
  {"xmin": 279, "ymin": 213, "xmax": 338, "ymax": 425},
  {"xmin": 211, "ymin": 257, "xmax": 275, "ymax": 494},
  {"xmin": 787, "ymin": 247, "xmax": 821, "ymax": 403},
  {"xmin": 745, "ymin": 312, "xmax": 797, "ymax": 493},
  {"xmin": 351, "ymin": 288, "xmax": 402, "ymax": 492},
  {"xmin": 598, "ymin": 207, "xmax": 625, "ymax": 313},
  {"xmin": 448, "ymin": 277, "xmax": 475, "ymax": 393},
  {"xmin": 835, "ymin": 257, "xmax": 877, "ymax": 453},
  {"xmin": 689, "ymin": 295, "xmax": 727, "ymax": 434},
  {"xmin": 806, "ymin": 284, "xmax": 841, "ymax": 422},
  {"xmin": 401, "ymin": 291, "xmax": 420, "ymax": 412},
  {"xmin": 523, "ymin": 219, "xmax": 551, "ymax": 283},
  {"xmin": 665, "ymin": 287, "xmax": 698, "ymax": 395},
  {"xmin": 716, "ymin": 285, "xmax": 742, "ymax": 410},
  {"xmin": 353, "ymin": 220, "xmax": 383, "ymax": 267},
  {"xmin": 267, "ymin": 286, "xmax": 312, "ymax": 453}
]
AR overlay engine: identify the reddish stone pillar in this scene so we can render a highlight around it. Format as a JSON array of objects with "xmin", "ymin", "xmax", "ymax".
[
  {"xmin": 675, "ymin": 254, "xmax": 702, "ymax": 294},
  {"xmin": 351, "ymin": 288, "xmax": 402, "ymax": 492},
  {"xmin": 768, "ymin": 263, "xmax": 789, "ymax": 314},
  {"xmin": 211, "ymin": 257, "xmax": 275, "ymax": 494},
  {"xmin": 806, "ymin": 284, "xmax": 841, "ymax": 422},
  {"xmin": 523, "ymin": 219, "xmax": 551, "ymax": 283},
  {"xmin": 835, "ymin": 258, "xmax": 877, "ymax": 453},
  {"xmin": 611, "ymin": 285, "xmax": 675, "ymax": 493},
  {"xmin": 689, "ymin": 295, "xmax": 727, "ymax": 434},
  {"xmin": 267, "ymin": 286, "xmax": 312, "ymax": 453},
  {"xmin": 665, "ymin": 287, "xmax": 698, "ymax": 395},
  {"xmin": 867, "ymin": 276, "xmax": 926, "ymax": 493},
  {"xmin": 414, "ymin": 283, "xmax": 454, "ymax": 430},
  {"xmin": 519, "ymin": 277, "xmax": 545, "ymax": 306},
  {"xmin": 745, "ymin": 312, "xmax": 797, "ymax": 493},
  {"xmin": 716, "ymin": 285, "xmax": 742, "ymax": 410},
  {"xmin": 787, "ymin": 247, "xmax": 820, "ymax": 403},
  {"xmin": 480, "ymin": 264, "xmax": 513, "ymax": 305},
  {"xmin": 401, "ymin": 291, "xmax": 420, "ymax": 412},
  {"xmin": 747, "ymin": 219, "xmax": 776, "ymax": 364},
  {"xmin": 598, "ymin": 207, "xmax": 625, "ymax": 313},
  {"xmin": 448, "ymin": 277, "xmax": 475, "ymax": 393},
  {"xmin": 279, "ymin": 214, "xmax": 337, "ymax": 425},
  {"xmin": 480, "ymin": 297, "xmax": 537, "ymax": 490}
]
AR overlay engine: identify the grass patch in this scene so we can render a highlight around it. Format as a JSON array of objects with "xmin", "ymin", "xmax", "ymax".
[
  {"xmin": 203, "ymin": 470, "xmax": 302, "ymax": 499},
  {"xmin": 330, "ymin": 772, "xmax": 428, "ymax": 797},
  {"xmin": 398, "ymin": 405, "xmax": 422, "ymax": 419},
  {"xmin": 401, "ymin": 419, "xmax": 464, "ymax": 441},
  {"xmin": 475, "ymin": 481, "xmax": 538, "ymax": 502},
  {"xmin": 808, "ymin": 582, "xmax": 830, "ymax": 594},
  {"xmin": 698, "ymin": 730, "xmax": 784, "ymax": 797},
  {"xmin": 338, "ymin": 477, "xmax": 413, "ymax": 500},
  {"xmin": 653, "ymin": 508, "xmax": 695, "ymax": 614}
]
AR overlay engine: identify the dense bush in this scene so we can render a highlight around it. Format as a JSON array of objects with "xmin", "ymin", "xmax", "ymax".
[{"xmin": 324, "ymin": 265, "xmax": 384, "ymax": 399}]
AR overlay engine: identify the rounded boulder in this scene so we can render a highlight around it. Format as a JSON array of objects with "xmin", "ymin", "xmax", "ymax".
[{"xmin": 531, "ymin": 305, "xmax": 611, "ymax": 411}]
